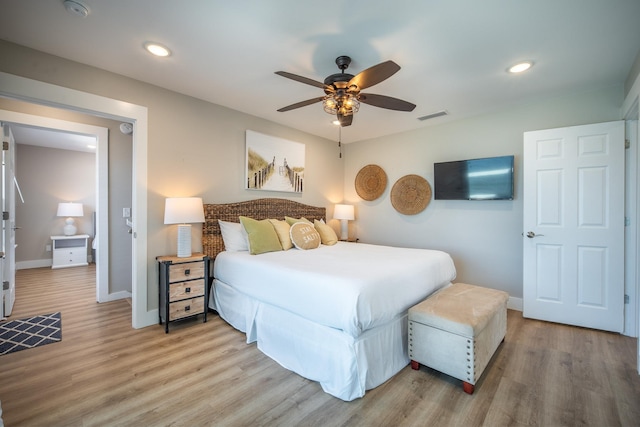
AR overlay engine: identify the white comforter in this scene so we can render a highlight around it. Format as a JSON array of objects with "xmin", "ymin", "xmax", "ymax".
[{"xmin": 213, "ymin": 242, "xmax": 456, "ymax": 337}]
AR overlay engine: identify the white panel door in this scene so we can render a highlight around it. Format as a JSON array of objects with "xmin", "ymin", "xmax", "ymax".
[
  {"xmin": 0, "ymin": 124, "xmax": 3, "ymax": 319},
  {"xmin": 1, "ymin": 123, "xmax": 16, "ymax": 317},
  {"xmin": 523, "ymin": 121, "xmax": 625, "ymax": 332}
]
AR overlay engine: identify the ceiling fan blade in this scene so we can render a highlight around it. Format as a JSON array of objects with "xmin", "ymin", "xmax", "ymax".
[
  {"xmin": 358, "ymin": 93, "xmax": 416, "ymax": 112},
  {"xmin": 348, "ymin": 60, "xmax": 401, "ymax": 90},
  {"xmin": 275, "ymin": 71, "xmax": 327, "ymax": 89},
  {"xmin": 337, "ymin": 113, "xmax": 353, "ymax": 127},
  {"xmin": 277, "ymin": 97, "xmax": 325, "ymax": 112}
]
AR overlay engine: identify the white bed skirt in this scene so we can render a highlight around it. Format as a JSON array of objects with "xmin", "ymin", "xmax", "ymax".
[{"xmin": 210, "ymin": 279, "xmax": 410, "ymax": 401}]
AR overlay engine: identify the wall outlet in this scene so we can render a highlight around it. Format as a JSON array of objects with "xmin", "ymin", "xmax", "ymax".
[
  {"xmin": 45, "ymin": 244, "xmax": 52, "ymax": 252},
  {"xmin": 123, "ymin": 207, "xmax": 131, "ymax": 218}
]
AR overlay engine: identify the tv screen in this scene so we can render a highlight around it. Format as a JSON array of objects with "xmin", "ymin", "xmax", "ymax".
[{"xmin": 434, "ymin": 155, "xmax": 514, "ymax": 200}]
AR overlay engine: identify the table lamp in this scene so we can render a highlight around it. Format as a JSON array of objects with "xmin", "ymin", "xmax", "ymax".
[
  {"xmin": 57, "ymin": 202, "xmax": 83, "ymax": 236},
  {"xmin": 333, "ymin": 204, "xmax": 354, "ymax": 241},
  {"xmin": 164, "ymin": 197, "xmax": 205, "ymax": 257}
]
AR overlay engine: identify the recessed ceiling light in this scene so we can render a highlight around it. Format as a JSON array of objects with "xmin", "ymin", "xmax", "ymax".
[
  {"xmin": 508, "ymin": 61, "xmax": 533, "ymax": 73},
  {"xmin": 144, "ymin": 42, "xmax": 171, "ymax": 57}
]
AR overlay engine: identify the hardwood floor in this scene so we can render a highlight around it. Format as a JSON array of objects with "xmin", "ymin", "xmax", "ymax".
[{"xmin": 1, "ymin": 266, "xmax": 639, "ymax": 426}]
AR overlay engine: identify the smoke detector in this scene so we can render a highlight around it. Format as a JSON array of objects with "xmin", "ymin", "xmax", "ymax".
[
  {"xmin": 63, "ymin": 0, "xmax": 89, "ymax": 18},
  {"xmin": 119, "ymin": 123, "xmax": 133, "ymax": 135}
]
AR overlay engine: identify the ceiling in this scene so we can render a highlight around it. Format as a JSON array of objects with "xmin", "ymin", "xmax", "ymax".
[
  {"xmin": 9, "ymin": 125, "xmax": 96, "ymax": 153},
  {"xmin": 1, "ymin": 0, "xmax": 640, "ymax": 144}
]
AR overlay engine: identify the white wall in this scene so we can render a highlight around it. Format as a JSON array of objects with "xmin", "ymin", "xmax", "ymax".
[{"xmin": 344, "ymin": 85, "xmax": 623, "ymax": 299}]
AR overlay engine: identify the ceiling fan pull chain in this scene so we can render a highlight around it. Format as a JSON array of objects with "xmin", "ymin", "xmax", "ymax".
[{"xmin": 338, "ymin": 126, "xmax": 342, "ymax": 158}]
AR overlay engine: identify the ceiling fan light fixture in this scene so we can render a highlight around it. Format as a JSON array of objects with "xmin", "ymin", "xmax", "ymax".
[
  {"xmin": 323, "ymin": 94, "xmax": 360, "ymax": 115},
  {"xmin": 344, "ymin": 96, "xmax": 360, "ymax": 112},
  {"xmin": 508, "ymin": 61, "xmax": 533, "ymax": 73},
  {"xmin": 323, "ymin": 97, "xmax": 337, "ymax": 114},
  {"xmin": 276, "ymin": 56, "xmax": 414, "ymax": 128}
]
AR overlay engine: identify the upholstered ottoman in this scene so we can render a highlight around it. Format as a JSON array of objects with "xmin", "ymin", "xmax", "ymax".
[{"xmin": 408, "ymin": 283, "xmax": 508, "ymax": 394}]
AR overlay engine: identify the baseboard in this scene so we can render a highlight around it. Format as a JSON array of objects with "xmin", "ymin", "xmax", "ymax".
[
  {"xmin": 135, "ymin": 309, "xmax": 159, "ymax": 329},
  {"xmin": 17, "ymin": 257, "xmax": 93, "ymax": 270},
  {"xmin": 104, "ymin": 291, "xmax": 132, "ymax": 302},
  {"xmin": 508, "ymin": 296, "xmax": 523, "ymax": 312},
  {"xmin": 16, "ymin": 259, "xmax": 52, "ymax": 270}
]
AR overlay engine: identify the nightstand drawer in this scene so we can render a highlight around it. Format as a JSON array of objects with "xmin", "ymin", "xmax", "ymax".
[
  {"xmin": 169, "ymin": 297, "xmax": 204, "ymax": 321},
  {"xmin": 169, "ymin": 280, "xmax": 205, "ymax": 302},
  {"xmin": 53, "ymin": 249, "xmax": 86, "ymax": 265},
  {"xmin": 168, "ymin": 262, "xmax": 205, "ymax": 282}
]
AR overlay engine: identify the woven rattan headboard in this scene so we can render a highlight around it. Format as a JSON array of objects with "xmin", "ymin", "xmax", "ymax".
[{"xmin": 202, "ymin": 198, "xmax": 326, "ymax": 260}]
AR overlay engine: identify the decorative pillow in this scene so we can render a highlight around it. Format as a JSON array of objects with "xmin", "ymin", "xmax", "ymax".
[
  {"xmin": 314, "ymin": 219, "xmax": 338, "ymax": 246},
  {"xmin": 289, "ymin": 221, "xmax": 321, "ymax": 250},
  {"xmin": 268, "ymin": 219, "xmax": 293, "ymax": 250},
  {"xmin": 218, "ymin": 220, "xmax": 248, "ymax": 252},
  {"xmin": 239, "ymin": 216, "xmax": 282, "ymax": 255},
  {"xmin": 285, "ymin": 216, "xmax": 313, "ymax": 226}
]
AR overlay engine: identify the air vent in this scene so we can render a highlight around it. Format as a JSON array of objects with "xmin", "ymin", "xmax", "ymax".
[{"xmin": 418, "ymin": 110, "xmax": 448, "ymax": 121}]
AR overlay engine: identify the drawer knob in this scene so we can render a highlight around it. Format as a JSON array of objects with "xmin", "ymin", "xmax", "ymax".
[
  {"xmin": 185, "ymin": 269, "xmax": 191, "ymax": 276},
  {"xmin": 185, "ymin": 287, "xmax": 191, "ymax": 293},
  {"xmin": 185, "ymin": 305, "xmax": 191, "ymax": 312}
]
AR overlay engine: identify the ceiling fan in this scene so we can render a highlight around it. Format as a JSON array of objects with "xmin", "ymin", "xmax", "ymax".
[{"xmin": 275, "ymin": 56, "xmax": 416, "ymax": 127}]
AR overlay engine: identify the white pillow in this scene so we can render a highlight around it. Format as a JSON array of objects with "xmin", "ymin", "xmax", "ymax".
[{"xmin": 218, "ymin": 220, "xmax": 248, "ymax": 252}]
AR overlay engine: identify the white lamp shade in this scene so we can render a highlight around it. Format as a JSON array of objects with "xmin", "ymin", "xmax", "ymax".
[
  {"xmin": 57, "ymin": 202, "xmax": 83, "ymax": 217},
  {"xmin": 164, "ymin": 197, "xmax": 205, "ymax": 258},
  {"xmin": 333, "ymin": 204, "xmax": 355, "ymax": 220},
  {"xmin": 164, "ymin": 197, "xmax": 205, "ymax": 224},
  {"xmin": 57, "ymin": 202, "xmax": 83, "ymax": 236}
]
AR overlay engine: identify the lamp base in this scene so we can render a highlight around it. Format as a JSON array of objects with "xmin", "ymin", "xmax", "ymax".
[
  {"xmin": 63, "ymin": 217, "xmax": 77, "ymax": 236},
  {"xmin": 176, "ymin": 224, "xmax": 192, "ymax": 257},
  {"xmin": 340, "ymin": 219, "xmax": 349, "ymax": 241}
]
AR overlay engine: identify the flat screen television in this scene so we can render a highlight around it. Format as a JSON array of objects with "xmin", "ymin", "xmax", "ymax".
[{"xmin": 434, "ymin": 155, "xmax": 514, "ymax": 200}]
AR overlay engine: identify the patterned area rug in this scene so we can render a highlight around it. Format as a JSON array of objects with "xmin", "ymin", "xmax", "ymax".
[{"xmin": 0, "ymin": 312, "xmax": 62, "ymax": 356}]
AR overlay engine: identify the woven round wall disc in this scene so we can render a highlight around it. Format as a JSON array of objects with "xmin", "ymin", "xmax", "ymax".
[
  {"xmin": 390, "ymin": 174, "xmax": 432, "ymax": 215},
  {"xmin": 355, "ymin": 164, "xmax": 387, "ymax": 201}
]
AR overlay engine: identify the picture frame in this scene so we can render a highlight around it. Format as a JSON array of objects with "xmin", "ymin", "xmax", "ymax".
[{"xmin": 245, "ymin": 130, "xmax": 305, "ymax": 193}]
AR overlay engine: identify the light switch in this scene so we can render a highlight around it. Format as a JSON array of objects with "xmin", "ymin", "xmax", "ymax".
[{"xmin": 123, "ymin": 207, "xmax": 131, "ymax": 218}]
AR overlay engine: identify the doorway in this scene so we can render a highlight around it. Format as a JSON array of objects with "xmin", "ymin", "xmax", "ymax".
[
  {"xmin": 0, "ymin": 112, "xmax": 110, "ymax": 303},
  {"xmin": 0, "ymin": 71, "xmax": 152, "ymax": 328}
]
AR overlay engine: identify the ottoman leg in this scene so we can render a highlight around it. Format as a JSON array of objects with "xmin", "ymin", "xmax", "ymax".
[
  {"xmin": 463, "ymin": 381, "xmax": 474, "ymax": 394},
  {"xmin": 410, "ymin": 360, "xmax": 420, "ymax": 370}
]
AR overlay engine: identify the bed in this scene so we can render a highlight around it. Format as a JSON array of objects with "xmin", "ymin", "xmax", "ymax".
[{"xmin": 203, "ymin": 198, "xmax": 456, "ymax": 401}]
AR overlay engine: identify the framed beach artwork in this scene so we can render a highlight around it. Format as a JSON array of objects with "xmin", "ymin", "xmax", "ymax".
[{"xmin": 245, "ymin": 130, "xmax": 305, "ymax": 193}]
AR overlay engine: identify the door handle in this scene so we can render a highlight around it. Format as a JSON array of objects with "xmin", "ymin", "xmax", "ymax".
[{"xmin": 523, "ymin": 231, "xmax": 544, "ymax": 238}]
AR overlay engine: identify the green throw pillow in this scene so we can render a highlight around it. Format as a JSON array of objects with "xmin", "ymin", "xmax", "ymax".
[{"xmin": 239, "ymin": 216, "xmax": 282, "ymax": 255}]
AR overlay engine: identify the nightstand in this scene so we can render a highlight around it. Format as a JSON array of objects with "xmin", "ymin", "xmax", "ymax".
[
  {"xmin": 157, "ymin": 253, "xmax": 210, "ymax": 333},
  {"xmin": 50, "ymin": 234, "xmax": 90, "ymax": 269}
]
